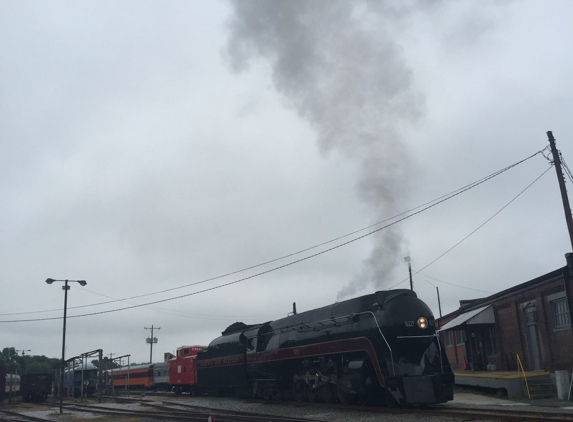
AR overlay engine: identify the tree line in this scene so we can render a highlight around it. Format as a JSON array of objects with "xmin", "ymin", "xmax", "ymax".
[
  {"xmin": 1, "ymin": 347, "xmax": 150, "ymax": 374},
  {"xmin": 0, "ymin": 347, "xmax": 59, "ymax": 374}
]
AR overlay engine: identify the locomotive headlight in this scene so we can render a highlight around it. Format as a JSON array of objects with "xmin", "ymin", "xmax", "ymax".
[{"xmin": 417, "ymin": 317, "xmax": 428, "ymax": 329}]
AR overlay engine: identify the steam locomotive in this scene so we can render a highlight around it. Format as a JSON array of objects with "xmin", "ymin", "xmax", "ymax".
[{"xmin": 196, "ymin": 289, "xmax": 454, "ymax": 405}]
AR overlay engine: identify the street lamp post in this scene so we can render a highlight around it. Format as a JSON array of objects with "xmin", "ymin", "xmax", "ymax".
[{"xmin": 45, "ymin": 278, "xmax": 87, "ymax": 414}]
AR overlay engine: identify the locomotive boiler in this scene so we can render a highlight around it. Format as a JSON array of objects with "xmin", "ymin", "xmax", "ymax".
[{"xmin": 197, "ymin": 289, "xmax": 454, "ymax": 405}]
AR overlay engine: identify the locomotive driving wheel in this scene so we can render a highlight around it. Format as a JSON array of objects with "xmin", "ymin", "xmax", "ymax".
[
  {"xmin": 336, "ymin": 387, "xmax": 353, "ymax": 405},
  {"xmin": 318, "ymin": 383, "xmax": 334, "ymax": 403},
  {"xmin": 306, "ymin": 384, "xmax": 318, "ymax": 402},
  {"xmin": 293, "ymin": 381, "xmax": 305, "ymax": 402}
]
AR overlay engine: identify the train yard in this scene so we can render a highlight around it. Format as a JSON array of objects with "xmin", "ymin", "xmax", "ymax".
[
  {"xmin": 4, "ymin": 392, "xmax": 573, "ymax": 422},
  {"xmin": 4, "ymin": 289, "xmax": 573, "ymax": 420}
]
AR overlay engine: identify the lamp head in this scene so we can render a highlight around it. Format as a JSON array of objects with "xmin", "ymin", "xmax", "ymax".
[
  {"xmin": 404, "ymin": 256, "xmax": 411, "ymax": 263},
  {"xmin": 45, "ymin": 278, "xmax": 55, "ymax": 284},
  {"xmin": 78, "ymin": 280, "xmax": 87, "ymax": 286}
]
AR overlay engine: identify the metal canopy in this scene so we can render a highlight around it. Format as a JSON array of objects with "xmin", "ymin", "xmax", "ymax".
[{"xmin": 438, "ymin": 305, "xmax": 495, "ymax": 331}]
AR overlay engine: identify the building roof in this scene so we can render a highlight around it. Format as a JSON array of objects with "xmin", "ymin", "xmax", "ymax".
[
  {"xmin": 439, "ymin": 264, "xmax": 569, "ymax": 323},
  {"xmin": 438, "ymin": 305, "xmax": 495, "ymax": 331}
]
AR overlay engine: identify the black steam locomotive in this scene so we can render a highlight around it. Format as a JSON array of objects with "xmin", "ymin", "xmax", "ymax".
[{"xmin": 197, "ymin": 289, "xmax": 454, "ymax": 406}]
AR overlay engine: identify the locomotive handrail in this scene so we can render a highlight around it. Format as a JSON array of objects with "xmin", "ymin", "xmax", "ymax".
[
  {"xmin": 352, "ymin": 311, "xmax": 396, "ymax": 376},
  {"xmin": 396, "ymin": 335, "xmax": 435, "ymax": 338},
  {"xmin": 435, "ymin": 333, "xmax": 444, "ymax": 373}
]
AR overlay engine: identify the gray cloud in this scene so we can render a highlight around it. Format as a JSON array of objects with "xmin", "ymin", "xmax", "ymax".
[
  {"xmin": 0, "ymin": 0, "xmax": 572, "ymax": 363},
  {"xmin": 226, "ymin": 1, "xmax": 426, "ymax": 299}
]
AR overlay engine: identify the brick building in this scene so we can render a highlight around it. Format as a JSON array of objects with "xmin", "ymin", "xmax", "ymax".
[{"xmin": 437, "ymin": 253, "xmax": 573, "ymax": 374}]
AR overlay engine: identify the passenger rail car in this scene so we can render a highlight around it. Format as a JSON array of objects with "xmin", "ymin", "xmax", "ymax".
[
  {"xmin": 111, "ymin": 364, "xmax": 154, "ymax": 389},
  {"xmin": 21, "ymin": 373, "xmax": 53, "ymax": 402},
  {"xmin": 197, "ymin": 289, "xmax": 454, "ymax": 406},
  {"xmin": 169, "ymin": 345, "xmax": 206, "ymax": 394},
  {"xmin": 153, "ymin": 362, "xmax": 170, "ymax": 390}
]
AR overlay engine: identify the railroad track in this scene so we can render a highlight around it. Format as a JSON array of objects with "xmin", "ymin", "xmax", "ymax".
[
  {"xmin": 0, "ymin": 409, "xmax": 51, "ymax": 422},
  {"xmin": 57, "ymin": 401, "xmax": 321, "ymax": 422},
  {"xmin": 422, "ymin": 405, "xmax": 573, "ymax": 421},
  {"xmin": 126, "ymin": 395, "xmax": 573, "ymax": 422},
  {"xmin": 29, "ymin": 394, "xmax": 573, "ymax": 422},
  {"xmin": 159, "ymin": 396, "xmax": 573, "ymax": 422}
]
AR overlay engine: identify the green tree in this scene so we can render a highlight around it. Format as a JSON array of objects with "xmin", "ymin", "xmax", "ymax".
[
  {"xmin": 0, "ymin": 347, "xmax": 59, "ymax": 374},
  {"xmin": 1, "ymin": 347, "xmax": 17, "ymax": 362},
  {"xmin": 25, "ymin": 361, "xmax": 54, "ymax": 374},
  {"xmin": 0, "ymin": 347, "xmax": 20, "ymax": 373},
  {"xmin": 91, "ymin": 357, "xmax": 120, "ymax": 369}
]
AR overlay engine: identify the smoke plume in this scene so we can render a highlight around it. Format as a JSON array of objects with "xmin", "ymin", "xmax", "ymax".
[{"xmin": 226, "ymin": 1, "xmax": 423, "ymax": 299}]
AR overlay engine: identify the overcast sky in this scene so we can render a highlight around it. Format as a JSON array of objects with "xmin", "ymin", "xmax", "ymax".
[{"xmin": 1, "ymin": 0, "xmax": 573, "ymax": 365}]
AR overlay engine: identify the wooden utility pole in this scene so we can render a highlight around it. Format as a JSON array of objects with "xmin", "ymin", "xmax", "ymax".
[
  {"xmin": 436, "ymin": 286, "xmax": 442, "ymax": 318},
  {"xmin": 98, "ymin": 349, "xmax": 103, "ymax": 402},
  {"xmin": 547, "ymin": 131, "xmax": 573, "ymax": 250},
  {"xmin": 547, "ymin": 132, "xmax": 573, "ymax": 343},
  {"xmin": 145, "ymin": 325, "xmax": 160, "ymax": 364}
]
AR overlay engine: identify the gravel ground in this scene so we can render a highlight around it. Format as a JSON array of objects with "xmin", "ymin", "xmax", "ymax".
[
  {"xmin": 8, "ymin": 396, "xmax": 498, "ymax": 422},
  {"xmin": 171, "ymin": 395, "xmax": 493, "ymax": 422}
]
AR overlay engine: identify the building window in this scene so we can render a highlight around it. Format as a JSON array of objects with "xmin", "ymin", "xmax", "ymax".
[
  {"xmin": 443, "ymin": 331, "xmax": 453, "ymax": 347},
  {"xmin": 485, "ymin": 327, "xmax": 497, "ymax": 356},
  {"xmin": 551, "ymin": 298, "xmax": 571, "ymax": 329},
  {"xmin": 455, "ymin": 330, "xmax": 466, "ymax": 346}
]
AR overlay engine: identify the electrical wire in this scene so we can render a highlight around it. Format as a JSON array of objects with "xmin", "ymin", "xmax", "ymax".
[
  {"xmin": 387, "ymin": 164, "xmax": 553, "ymax": 289},
  {"xmin": 422, "ymin": 274, "xmax": 494, "ymax": 294},
  {"xmin": 0, "ymin": 151, "xmax": 546, "ymax": 322},
  {"xmin": 560, "ymin": 152, "xmax": 573, "ymax": 184}
]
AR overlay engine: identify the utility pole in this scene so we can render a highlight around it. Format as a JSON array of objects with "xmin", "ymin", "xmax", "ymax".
[
  {"xmin": 547, "ymin": 131, "xmax": 573, "ymax": 249},
  {"xmin": 98, "ymin": 349, "xmax": 103, "ymax": 402},
  {"xmin": 547, "ymin": 131, "xmax": 573, "ymax": 346},
  {"xmin": 16, "ymin": 349, "xmax": 31, "ymax": 374},
  {"xmin": 108, "ymin": 352, "xmax": 115, "ymax": 395},
  {"xmin": 436, "ymin": 287, "xmax": 442, "ymax": 318},
  {"xmin": 145, "ymin": 325, "xmax": 160, "ymax": 364}
]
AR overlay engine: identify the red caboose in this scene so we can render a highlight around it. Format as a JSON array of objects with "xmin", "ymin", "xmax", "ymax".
[{"xmin": 169, "ymin": 345, "xmax": 206, "ymax": 394}]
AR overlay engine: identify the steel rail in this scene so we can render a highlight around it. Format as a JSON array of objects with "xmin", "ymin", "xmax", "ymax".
[{"xmin": 0, "ymin": 409, "xmax": 54, "ymax": 422}]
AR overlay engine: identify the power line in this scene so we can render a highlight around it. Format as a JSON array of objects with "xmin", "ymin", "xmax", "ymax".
[
  {"xmin": 560, "ymin": 153, "xmax": 573, "ymax": 184},
  {"xmin": 388, "ymin": 164, "xmax": 553, "ymax": 289},
  {"xmin": 0, "ymin": 151, "xmax": 545, "ymax": 322},
  {"xmin": 421, "ymin": 274, "xmax": 493, "ymax": 294}
]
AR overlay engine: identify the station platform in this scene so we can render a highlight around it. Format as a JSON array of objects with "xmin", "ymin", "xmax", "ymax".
[{"xmin": 454, "ymin": 371, "xmax": 552, "ymax": 399}]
